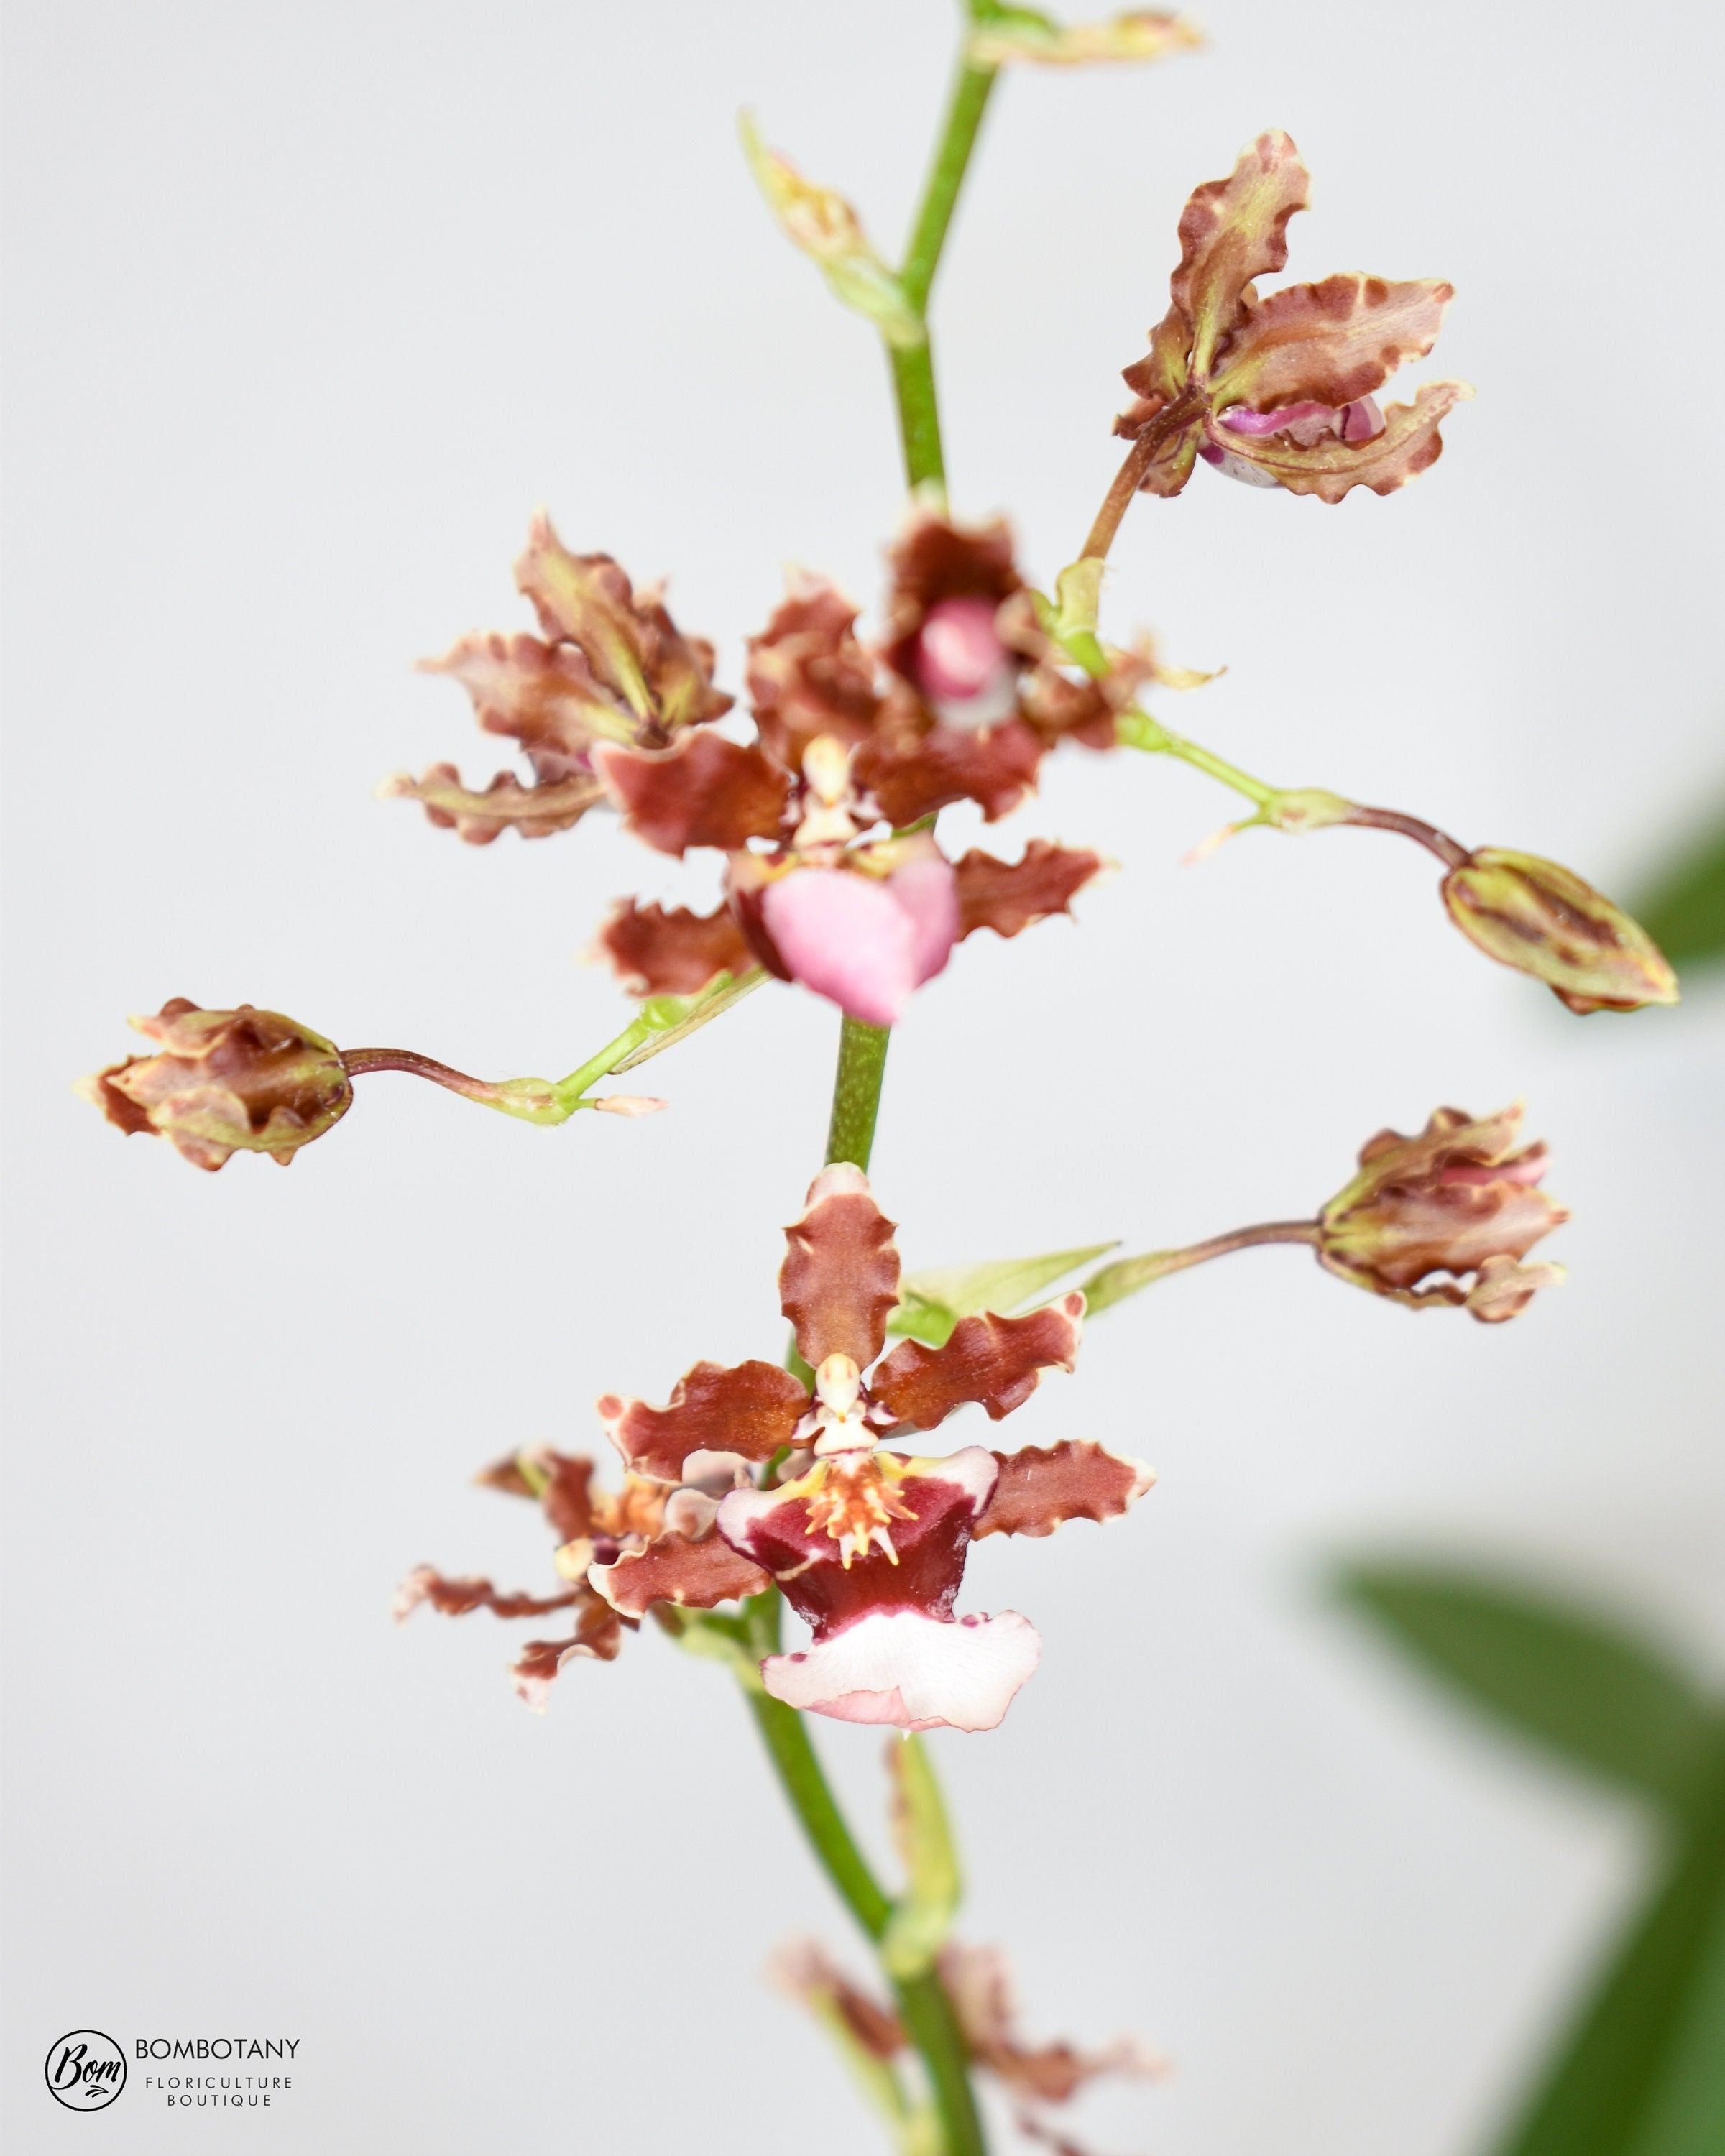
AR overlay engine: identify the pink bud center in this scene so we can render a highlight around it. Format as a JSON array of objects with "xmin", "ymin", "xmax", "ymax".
[{"xmin": 914, "ymin": 597, "xmax": 1013, "ymax": 719}]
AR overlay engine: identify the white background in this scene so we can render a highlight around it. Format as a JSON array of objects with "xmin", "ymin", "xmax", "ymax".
[{"xmin": 5, "ymin": 1, "xmax": 1723, "ymax": 2150}]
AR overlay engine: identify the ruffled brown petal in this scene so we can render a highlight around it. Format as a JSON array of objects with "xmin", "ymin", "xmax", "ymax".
[
  {"xmin": 853, "ymin": 719, "xmax": 1046, "ymax": 826},
  {"xmin": 954, "ymin": 843, "xmax": 1105, "ymax": 941},
  {"xmin": 593, "ymin": 899, "xmax": 753, "ymax": 997},
  {"xmin": 380, "ymin": 762, "xmax": 605, "ymax": 843},
  {"xmin": 746, "ymin": 573, "xmax": 883, "ymax": 771},
  {"xmin": 939, "ymin": 1942, "xmax": 1162, "ymax": 2106},
  {"xmin": 1116, "ymin": 311, "xmax": 1197, "ymax": 435},
  {"xmin": 598, "ymin": 1359, "xmax": 809, "ymax": 1483},
  {"xmin": 1170, "ymin": 129, "xmax": 1310, "ymax": 376},
  {"xmin": 1210, "ymin": 380, "xmax": 1471, "ymax": 502},
  {"xmin": 780, "ymin": 1164, "xmax": 902, "ymax": 1370},
  {"xmin": 473, "ymin": 1448, "xmax": 597, "ymax": 1546},
  {"xmin": 415, "ymin": 630, "xmax": 636, "ymax": 774},
  {"xmin": 1210, "ymin": 273, "xmax": 1454, "ymax": 413},
  {"xmin": 972, "ymin": 1440, "xmax": 1155, "ymax": 1542},
  {"xmin": 592, "ymin": 734, "xmax": 791, "ymax": 857},
  {"xmin": 511, "ymin": 1593, "xmax": 627, "ymax": 1711},
  {"xmin": 1465, "ymin": 1254, "xmax": 1566, "ymax": 1324},
  {"xmin": 392, "ymin": 1565, "xmax": 584, "ymax": 1623},
  {"xmin": 871, "ymin": 1295, "xmax": 1085, "ymax": 1434},
  {"xmin": 589, "ymin": 1528, "xmax": 770, "ymax": 1618},
  {"xmin": 514, "ymin": 510, "xmax": 732, "ymax": 732}
]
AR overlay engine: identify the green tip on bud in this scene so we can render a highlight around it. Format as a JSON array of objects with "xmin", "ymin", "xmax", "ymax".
[{"xmin": 1440, "ymin": 849, "xmax": 1680, "ymax": 1014}]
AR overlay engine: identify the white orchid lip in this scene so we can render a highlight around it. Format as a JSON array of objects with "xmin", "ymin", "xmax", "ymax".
[{"xmin": 760, "ymin": 1606, "xmax": 1043, "ymax": 1731}]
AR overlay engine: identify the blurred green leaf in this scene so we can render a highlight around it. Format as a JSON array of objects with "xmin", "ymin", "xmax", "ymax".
[
  {"xmin": 888, "ymin": 1243, "xmax": 1116, "ymax": 1347},
  {"xmin": 1340, "ymin": 1565, "xmax": 1721, "ymax": 1813},
  {"xmin": 1636, "ymin": 808, "xmax": 1725, "ymax": 969},
  {"xmin": 1496, "ymin": 1774, "xmax": 1725, "ymax": 2156}
]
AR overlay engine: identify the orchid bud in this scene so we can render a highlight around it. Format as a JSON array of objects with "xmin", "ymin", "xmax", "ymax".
[
  {"xmin": 1317, "ymin": 1104, "xmax": 1567, "ymax": 1321},
  {"xmin": 78, "ymin": 1000, "xmax": 351, "ymax": 1171},
  {"xmin": 1440, "ymin": 849, "xmax": 1679, "ymax": 1014}
]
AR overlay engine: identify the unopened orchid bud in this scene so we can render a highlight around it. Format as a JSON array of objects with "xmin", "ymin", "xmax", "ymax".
[
  {"xmin": 740, "ymin": 116, "xmax": 924, "ymax": 349},
  {"xmin": 1318, "ymin": 1104, "xmax": 1568, "ymax": 1320},
  {"xmin": 1440, "ymin": 849, "xmax": 1679, "ymax": 1014},
  {"xmin": 78, "ymin": 999, "xmax": 351, "ymax": 1172}
]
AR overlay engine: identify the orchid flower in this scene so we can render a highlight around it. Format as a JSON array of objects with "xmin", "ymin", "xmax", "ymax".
[
  {"xmin": 592, "ymin": 1166, "xmax": 1154, "ymax": 1731},
  {"xmin": 1113, "ymin": 130, "xmax": 1470, "ymax": 502},
  {"xmin": 395, "ymin": 1445, "xmax": 760, "ymax": 1710}
]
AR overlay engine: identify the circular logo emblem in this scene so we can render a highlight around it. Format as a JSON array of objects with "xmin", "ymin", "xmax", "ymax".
[{"xmin": 45, "ymin": 2030, "xmax": 127, "ymax": 2111}]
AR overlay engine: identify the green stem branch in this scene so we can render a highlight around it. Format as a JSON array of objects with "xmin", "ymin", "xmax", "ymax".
[{"xmin": 885, "ymin": 43, "xmax": 999, "ymax": 492}]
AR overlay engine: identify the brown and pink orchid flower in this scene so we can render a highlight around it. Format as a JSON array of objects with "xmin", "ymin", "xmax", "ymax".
[
  {"xmin": 592, "ymin": 1165, "xmax": 1154, "ymax": 1731},
  {"xmin": 383, "ymin": 509, "xmax": 734, "ymax": 843},
  {"xmin": 592, "ymin": 514, "xmax": 1121, "ymax": 1027},
  {"xmin": 1113, "ymin": 130, "xmax": 1470, "ymax": 502},
  {"xmin": 394, "ymin": 508, "xmax": 1118, "ymax": 1027},
  {"xmin": 395, "ymin": 1445, "xmax": 760, "ymax": 1710}
]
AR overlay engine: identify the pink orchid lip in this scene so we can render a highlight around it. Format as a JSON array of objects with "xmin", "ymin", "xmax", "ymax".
[
  {"xmin": 760, "ymin": 859, "xmax": 959, "ymax": 1027},
  {"xmin": 1440, "ymin": 1155, "xmax": 1547, "ymax": 1188},
  {"xmin": 913, "ymin": 596, "xmax": 1019, "ymax": 729},
  {"xmin": 759, "ymin": 1607, "xmax": 1044, "ymax": 1732},
  {"xmin": 1216, "ymin": 395, "xmax": 1385, "ymax": 443}
]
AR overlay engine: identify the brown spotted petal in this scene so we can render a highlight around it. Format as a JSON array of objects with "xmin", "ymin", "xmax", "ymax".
[
  {"xmin": 392, "ymin": 1565, "xmax": 584, "ymax": 1623},
  {"xmin": 1170, "ymin": 130, "xmax": 1310, "ymax": 377},
  {"xmin": 852, "ymin": 716, "xmax": 1046, "ymax": 826},
  {"xmin": 871, "ymin": 1295, "xmax": 1085, "ymax": 1435},
  {"xmin": 1319, "ymin": 1104, "xmax": 1569, "ymax": 1318},
  {"xmin": 781, "ymin": 1164, "xmax": 902, "ymax": 1370},
  {"xmin": 379, "ymin": 762, "xmax": 605, "ymax": 844},
  {"xmin": 598, "ymin": 1359, "xmax": 809, "ymax": 1483},
  {"xmin": 511, "ymin": 1594, "xmax": 627, "ymax": 1711},
  {"xmin": 589, "ymin": 1529, "xmax": 770, "ymax": 1618},
  {"xmin": 954, "ymin": 842, "xmax": 1105, "ymax": 942},
  {"xmin": 1210, "ymin": 273, "xmax": 1454, "ymax": 413},
  {"xmin": 972, "ymin": 1440, "xmax": 1155, "ymax": 1541},
  {"xmin": 515, "ymin": 510, "xmax": 732, "ymax": 732},
  {"xmin": 1208, "ymin": 381, "xmax": 1471, "ymax": 502},
  {"xmin": 746, "ymin": 573, "xmax": 883, "ymax": 771},
  {"xmin": 80, "ymin": 999, "xmax": 351, "ymax": 1171},
  {"xmin": 592, "ymin": 898, "xmax": 753, "ymax": 997},
  {"xmin": 592, "ymin": 733, "xmax": 791, "ymax": 857}
]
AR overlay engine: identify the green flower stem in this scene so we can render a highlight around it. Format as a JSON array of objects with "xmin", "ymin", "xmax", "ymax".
[
  {"xmin": 746, "ymin": 1687, "xmax": 894, "ymax": 1936},
  {"xmin": 827, "ymin": 1015, "xmax": 893, "ymax": 1169},
  {"xmin": 741, "ymin": 1597, "xmax": 988, "ymax": 2156},
  {"xmin": 885, "ymin": 35, "xmax": 1000, "ymax": 492},
  {"xmin": 1081, "ymin": 1220, "xmax": 1322, "ymax": 1315},
  {"xmin": 1115, "ymin": 707, "xmax": 1279, "ymax": 809}
]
